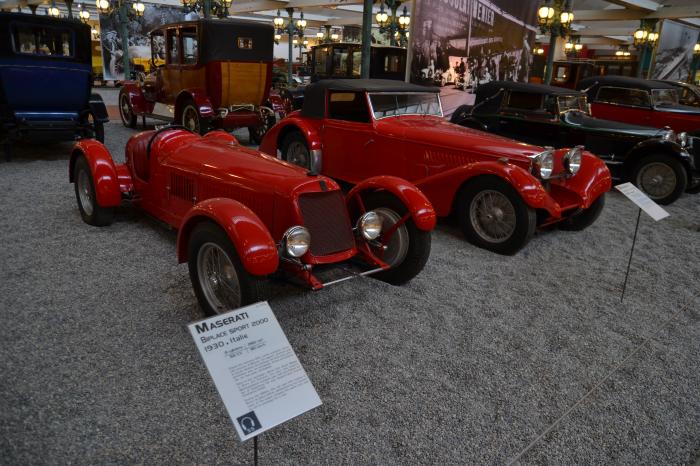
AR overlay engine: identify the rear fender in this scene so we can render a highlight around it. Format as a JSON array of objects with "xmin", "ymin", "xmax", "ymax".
[
  {"xmin": 120, "ymin": 81, "xmax": 153, "ymax": 115},
  {"xmin": 177, "ymin": 198, "xmax": 279, "ymax": 277},
  {"xmin": 346, "ymin": 176, "xmax": 437, "ymax": 231},
  {"xmin": 69, "ymin": 139, "xmax": 125, "ymax": 208},
  {"xmin": 175, "ymin": 89, "xmax": 215, "ymax": 120},
  {"xmin": 415, "ymin": 161, "xmax": 557, "ymax": 217},
  {"xmin": 259, "ymin": 116, "xmax": 322, "ymax": 157}
]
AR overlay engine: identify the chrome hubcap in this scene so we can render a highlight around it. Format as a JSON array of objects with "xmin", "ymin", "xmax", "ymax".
[
  {"xmin": 77, "ymin": 169, "xmax": 93, "ymax": 216},
  {"xmin": 183, "ymin": 106, "xmax": 199, "ymax": 133},
  {"xmin": 637, "ymin": 162, "xmax": 676, "ymax": 199},
  {"xmin": 196, "ymin": 242, "xmax": 241, "ymax": 313},
  {"xmin": 470, "ymin": 190, "xmax": 516, "ymax": 243},
  {"xmin": 119, "ymin": 95, "xmax": 131, "ymax": 122},
  {"xmin": 374, "ymin": 207, "xmax": 409, "ymax": 267},
  {"xmin": 287, "ymin": 141, "xmax": 310, "ymax": 168}
]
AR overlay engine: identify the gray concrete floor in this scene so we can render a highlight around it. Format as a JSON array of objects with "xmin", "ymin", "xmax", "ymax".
[{"xmin": 0, "ymin": 116, "xmax": 699, "ymax": 464}]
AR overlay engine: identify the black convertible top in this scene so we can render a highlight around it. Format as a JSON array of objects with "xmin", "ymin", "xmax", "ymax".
[
  {"xmin": 577, "ymin": 75, "xmax": 677, "ymax": 93},
  {"xmin": 301, "ymin": 79, "xmax": 438, "ymax": 118}
]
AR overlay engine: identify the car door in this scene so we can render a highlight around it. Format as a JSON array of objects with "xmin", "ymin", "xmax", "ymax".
[
  {"xmin": 320, "ymin": 91, "xmax": 378, "ymax": 184},
  {"xmin": 159, "ymin": 27, "xmax": 181, "ymax": 105},
  {"xmin": 143, "ymin": 30, "xmax": 165, "ymax": 102},
  {"xmin": 590, "ymin": 86, "xmax": 654, "ymax": 127}
]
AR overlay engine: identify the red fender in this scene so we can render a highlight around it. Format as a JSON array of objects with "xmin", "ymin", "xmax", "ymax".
[
  {"xmin": 120, "ymin": 81, "xmax": 154, "ymax": 115},
  {"xmin": 346, "ymin": 176, "xmax": 437, "ymax": 232},
  {"xmin": 259, "ymin": 115, "xmax": 323, "ymax": 156},
  {"xmin": 203, "ymin": 130, "xmax": 239, "ymax": 145},
  {"xmin": 176, "ymin": 89, "xmax": 215, "ymax": 119},
  {"xmin": 69, "ymin": 139, "xmax": 124, "ymax": 208},
  {"xmin": 415, "ymin": 161, "xmax": 561, "ymax": 218},
  {"xmin": 177, "ymin": 198, "xmax": 279, "ymax": 277}
]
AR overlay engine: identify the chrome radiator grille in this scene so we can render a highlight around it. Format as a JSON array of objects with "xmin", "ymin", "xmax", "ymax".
[{"xmin": 298, "ymin": 191, "xmax": 355, "ymax": 256}]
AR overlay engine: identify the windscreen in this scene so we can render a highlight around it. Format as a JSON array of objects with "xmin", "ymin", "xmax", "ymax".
[
  {"xmin": 558, "ymin": 95, "xmax": 589, "ymax": 113},
  {"xmin": 368, "ymin": 92, "xmax": 442, "ymax": 119},
  {"xmin": 652, "ymin": 88, "xmax": 679, "ymax": 107}
]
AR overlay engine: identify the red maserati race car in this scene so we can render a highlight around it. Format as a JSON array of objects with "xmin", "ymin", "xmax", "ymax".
[
  {"xmin": 260, "ymin": 79, "xmax": 612, "ymax": 255},
  {"xmin": 69, "ymin": 127, "xmax": 435, "ymax": 314}
]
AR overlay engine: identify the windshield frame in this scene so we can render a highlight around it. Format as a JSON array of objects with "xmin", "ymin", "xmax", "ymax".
[
  {"xmin": 556, "ymin": 94, "xmax": 590, "ymax": 115},
  {"xmin": 367, "ymin": 91, "xmax": 444, "ymax": 120}
]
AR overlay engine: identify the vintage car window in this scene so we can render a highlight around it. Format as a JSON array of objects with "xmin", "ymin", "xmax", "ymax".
[
  {"xmin": 12, "ymin": 24, "xmax": 73, "ymax": 57},
  {"xmin": 332, "ymin": 48, "xmax": 350, "ymax": 76},
  {"xmin": 383, "ymin": 53, "xmax": 403, "ymax": 73},
  {"xmin": 368, "ymin": 93, "xmax": 442, "ymax": 119},
  {"xmin": 151, "ymin": 31, "xmax": 165, "ymax": 64},
  {"xmin": 352, "ymin": 51, "xmax": 362, "ymax": 77},
  {"xmin": 595, "ymin": 86, "xmax": 651, "ymax": 107},
  {"xmin": 166, "ymin": 29, "xmax": 179, "ymax": 64},
  {"xmin": 504, "ymin": 91, "xmax": 543, "ymax": 111},
  {"xmin": 651, "ymin": 88, "xmax": 679, "ymax": 107},
  {"xmin": 553, "ymin": 64, "xmax": 570, "ymax": 83},
  {"xmin": 328, "ymin": 92, "xmax": 370, "ymax": 123},
  {"xmin": 557, "ymin": 95, "xmax": 588, "ymax": 113},
  {"xmin": 181, "ymin": 27, "xmax": 198, "ymax": 65},
  {"xmin": 314, "ymin": 47, "xmax": 328, "ymax": 74},
  {"xmin": 679, "ymin": 87, "xmax": 699, "ymax": 106}
]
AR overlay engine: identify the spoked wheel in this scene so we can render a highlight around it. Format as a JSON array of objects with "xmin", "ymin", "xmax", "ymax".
[
  {"xmin": 457, "ymin": 176, "xmax": 536, "ymax": 255},
  {"xmin": 188, "ymin": 222, "xmax": 269, "ymax": 316},
  {"xmin": 248, "ymin": 107, "xmax": 276, "ymax": 145},
  {"xmin": 281, "ymin": 131, "xmax": 311, "ymax": 169},
  {"xmin": 364, "ymin": 192, "xmax": 431, "ymax": 285},
  {"xmin": 73, "ymin": 155, "xmax": 113, "ymax": 226},
  {"xmin": 632, "ymin": 154, "xmax": 687, "ymax": 205},
  {"xmin": 118, "ymin": 91, "xmax": 137, "ymax": 128},
  {"xmin": 182, "ymin": 103, "xmax": 203, "ymax": 134}
]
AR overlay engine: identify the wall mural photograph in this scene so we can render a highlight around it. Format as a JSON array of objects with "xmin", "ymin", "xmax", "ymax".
[
  {"xmin": 651, "ymin": 20, "xmax": 698, "ymax": 81},
  {"xmin": 409, "ymin": 0, "xmax": 539, "ymax": 115}
]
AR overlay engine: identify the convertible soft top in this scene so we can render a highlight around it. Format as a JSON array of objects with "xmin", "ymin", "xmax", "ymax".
[
  {"xmin": 577, "ymin": 75, "xmax": 677, "ymax": 93},
  {"xmin": 474, "ymin": 81, "xmax": 581, "ymax": 112},
  {"xmin": 302, "ymin": 79, "xmax": 438, "ymax": 118}
]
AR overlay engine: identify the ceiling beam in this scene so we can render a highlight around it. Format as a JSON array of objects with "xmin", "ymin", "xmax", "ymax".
[
  {"xmin": 603, "ymin": 0, "xmax": 659, "ymax": 12},
  {"xmin": 576, "ymin": 27, "xmax": 637, "ymax": 36},
  {"xmin": 288, "ymin": 0, "xmax": 363, "ymax": 7},
  {"xmin": 574, "ymin": 6, "xmax": 700, "ymax": 21},
  {"xmin": 230, "ymin": 1, "xmax": 287, "ymax": 14}
]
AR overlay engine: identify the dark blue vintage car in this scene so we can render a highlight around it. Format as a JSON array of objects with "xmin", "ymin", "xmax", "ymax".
[{"xmin": 0, "ymin": 13, "xmax": 108, "ymax": 159}]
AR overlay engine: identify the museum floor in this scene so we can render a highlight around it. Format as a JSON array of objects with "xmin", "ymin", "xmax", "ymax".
[{"xmin": 1, "ymin": 92, "xmax": 699, "ymax": 464}]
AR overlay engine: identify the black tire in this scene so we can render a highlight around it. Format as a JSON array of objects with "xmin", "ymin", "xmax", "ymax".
[
  {"xmin": 187, "ymin": 221, "xmax": 269, "ymax": 316},
  {"xmin": 93, "ymin": 119, "xmax": 105, "ymax": 143},
  {"xmin": 363, "ymin": 192, "xmax": 431, "ymax": 285},
  {"xmin": 248, "ymin": 107, "xmax": 276, "ymax": 145},
  {"xmin": 73, "ymin": 155, "xmax": 114, "ymax": 226},
  {"xmin": 559, "ymin": 193, "xmax": 605, "ymax": 231},
  {"xmin": 631, "ymin": 153, "xmax": 687, "ymax": 205},
  {"xmin": 118, "ymin": 90, "xmax": 137, "ymax": 128},
  {"xmin": 456, "ymin": 176, "xmax": 536, "ymax": 255},
  {"xmin": 450, "ymin": 104, "xmax": 473, "ymax": 124},
  {"xmin": 181, "ymin": 101, "xmax": 209, "ymax": 135},
  {"xmin": 281, "ymin": 131, "xmax": 311, "ymax": 169}
]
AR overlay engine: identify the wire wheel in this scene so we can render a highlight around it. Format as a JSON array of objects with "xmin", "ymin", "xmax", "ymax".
[
  {"xmin": 374, "ymin": 207, "xmax": 409, "ymax": 267},
  {"xmin": 196, "ymin": 242, "xmax": 242, "ymax": 313},
  {"xmin": 636, "ymin": 162, "xmax": 676, "ymax": 200},
  {"xmin": 182, "ymin": 105, "xmax": 200, "ymax": 133},
  {"xmin": 469, "ymin": 189, "xmax": 517, "ymax": 243},
  {"xmin": 119, "ymin": 93, "xmax": 133, "ymax": 126},
  {"xmin": 77, "ymin": 168, "xmax": 94, "ymax": 217},
  {"xmin": 286, "ymin": 140, "xmax": 310, "ymax": 169}
]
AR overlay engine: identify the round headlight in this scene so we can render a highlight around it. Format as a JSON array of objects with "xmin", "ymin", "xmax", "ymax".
[
  {"xmin": 357, "ymin": 211, "xmax": 383, "ymax": 241},
  {"xmin": 678, "ymin": 131, "xmax": 688, "ymax": 148},
  {"xmin": 536, "ymin": 151, "xmax": 554, "ymax": 179},
  {"xmin": 564, "ymin": 146, "xmax": 582, "ymax": 176},
  {"xmin": 661, "ymin": 129, "xmax": 675, "ymax": 141},
  {"xmin": 283, "ymin": 226, "xmax": 310, "ymax": 258}
]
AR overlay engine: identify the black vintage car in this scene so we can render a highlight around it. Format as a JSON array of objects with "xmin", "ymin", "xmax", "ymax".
[
  {"xmin": 309, "ymin": 43, "xmax": 406, "ymax": 81},
  {"xmin": 450, "ymin": 81, "xmax": 699, "ymax": 204},
  {"xmin": 0, "ymin": 13, "xmax": 108, "ymax": 158},
  {"xmin": 658, "ymin": 80, "xmax": 700, "ymax": 108}
]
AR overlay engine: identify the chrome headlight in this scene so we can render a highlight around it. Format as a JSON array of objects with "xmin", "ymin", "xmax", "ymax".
[
  {"xmin": 357, "ymin": 211, "xmax": 382, "ymax": 241},
  {"xmin": 661, "ymin": 129, "xmax": 676, "ymax": 142},
  {"xmin": 282, "ymin": 226, "xmax": 310, "ymax": 258},
  {"xmin": 563, "ymin": 146, "xmax": 582, "ymax": 176},
  {"xmin": 678, "ymin": 131, "xmax": 688, "ymax": 148},
  {"xmin": 532, "ymin": 149, "xmax": 554, "ymax": 179}
]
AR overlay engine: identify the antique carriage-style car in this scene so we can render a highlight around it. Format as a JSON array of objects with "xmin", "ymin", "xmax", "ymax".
[
  {"xmin": 69, "ymin": 127, "xmax": 435, "ymax": 314},
  {"xmin": 450, "ymin": 82, "xmax": 699, "ymax": 204},
  {"xmin": 260, "ymin": 80, "xmax": 611, "ymax": 255},
  {"xmin": 118, "ymin": 19, "xmax": 276, "ymax": 143},
  {"xmin": 0, "ymin": 13, "xmax": 108, "ymax": 156},
  {"xmin": 310, "ymin": 43, "xmax": 406, "ymax": 81},
  {"xmin": 578, "ymin": 76, "xmax": 700, "ymax": 135}
]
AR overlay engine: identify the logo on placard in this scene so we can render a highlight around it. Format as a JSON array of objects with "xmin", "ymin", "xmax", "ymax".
[{"xmin": 237, "ymin": 411, "xmax": 262, "ymax": 435}]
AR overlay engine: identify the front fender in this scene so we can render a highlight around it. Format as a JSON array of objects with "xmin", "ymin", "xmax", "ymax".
[
  {"xmin": 69, "ymin": 139, "xmax": 123, "ymax": 208},
  {"xmin": 176, "ymin": 89, "xmax": 215, "ymax": 118},
  {"xmin": 259, "ymin": 115, "xmax": 322, "ymax": 157},
  {"xmin": 177, "ymin": 198, "xmax": 279, "ymax": 277},
  {"xmin": 346, "ymin": 176, "xmax": 436, "ymax": 232},
  {"xmin": 415, "ymin": 161, "xmax": 558, "ymax": 217},
  {"xmin": 120, "ymin": 81, "xmax": 153, "ymax": 115},
  {"xmin": 626, "ymin": 138, "xmax": 694, "ymax": 170}
]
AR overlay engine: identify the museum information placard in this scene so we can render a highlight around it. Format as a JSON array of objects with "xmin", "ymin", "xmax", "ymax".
[
  {"xmin": 615, "ymin": 182, "xmax": 670, "ymax": 221},
  {"xmin": 188, "ymin": 302, "xmax": 321, "ymax": 442}
]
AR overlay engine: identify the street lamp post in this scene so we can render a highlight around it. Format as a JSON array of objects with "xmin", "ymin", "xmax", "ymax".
[
  {"xmin": 633, "ymin": 19, "xmax": 658, "ymax": 78},
  {"xmin": 273, "ymin": 9, "xmax": 306, "ymax": 84},
  {"xmin": 182, "ymin": 0, "xmax": 232, "ymax": 19},
  {"xmin": 376, "ymin": 1, "xmax": 410, "ymax": 47},
  {"xmin": 536, "ymin": 0, "xmax": 574, "ymax": 85},
  {"xmin": 691, "ymin": 39, "xmax": 700, "ymax": 84}
]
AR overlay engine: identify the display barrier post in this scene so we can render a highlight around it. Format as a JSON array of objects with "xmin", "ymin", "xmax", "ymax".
[
  {"xmin": 253, "ymin": 435, "xmax": 258, "ymax": 466},
  {"xmin": 620, "ymin": 208, "xmax": 641, "ymax": 303}
]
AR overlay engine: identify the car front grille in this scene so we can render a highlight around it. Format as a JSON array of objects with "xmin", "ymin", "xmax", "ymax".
[{"xmin": 298, "ymin": 191, "xmax": 355, "ymax": 257}]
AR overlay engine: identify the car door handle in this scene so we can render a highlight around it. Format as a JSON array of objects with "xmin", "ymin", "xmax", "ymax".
[{"xmin": 364, "ymin": 139, "xmax": 374, "ymax": 147}]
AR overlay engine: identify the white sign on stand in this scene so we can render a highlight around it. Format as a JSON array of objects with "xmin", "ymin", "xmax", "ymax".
[
  {"xmin": 615, "ymin": 182, "xmax": 670, "ymax": 221},
  {"xmin": 188, "ymin": 302, "xmax": 321, "ymax": 442}
]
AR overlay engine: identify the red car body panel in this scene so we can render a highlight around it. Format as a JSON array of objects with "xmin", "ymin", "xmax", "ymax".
[
  {"xmin": 590, "ymin": 102, "xmax": 700, "ymax": 133},
  {"xmin": 262, "ymin": 113, "xmax": 611, "ymax": 223}
]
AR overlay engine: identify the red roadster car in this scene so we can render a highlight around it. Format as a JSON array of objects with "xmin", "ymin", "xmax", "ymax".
[
  {"xmin": 260, "ymin": 80, "xmax": 612, "ymax": 255},
  {"xmin": 69, "ymin": 127, "xmax": 435, "ymax": 315}
]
